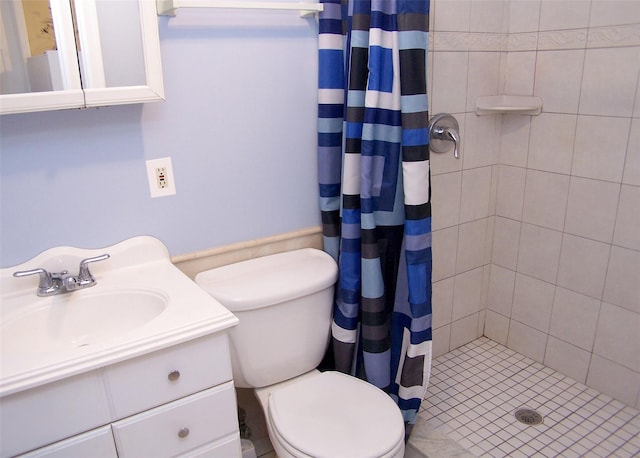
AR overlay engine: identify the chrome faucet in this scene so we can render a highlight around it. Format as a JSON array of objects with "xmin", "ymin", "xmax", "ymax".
[{"xmin": 13, "ymin": 254, "xmax": 110, "ymax": 297}]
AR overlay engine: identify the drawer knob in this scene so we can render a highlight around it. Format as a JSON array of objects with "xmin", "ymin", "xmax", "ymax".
[
  {"xmin": 178, "ymin": 427, "xmax": 190, "ymax": 438},
  {"xmin": 168, "ymin": 370, "xmax": 181, "ymax": 381}
]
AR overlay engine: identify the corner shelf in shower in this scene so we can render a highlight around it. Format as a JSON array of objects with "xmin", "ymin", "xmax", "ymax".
[{"xmin": 475, "ymin": 95, "xmax": 543, "ymax": 116}]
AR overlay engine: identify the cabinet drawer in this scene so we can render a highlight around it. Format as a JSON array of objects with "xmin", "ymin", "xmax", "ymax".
[
  {"xmin": 112, "ymin": 381, "xmax": 239, "ymax": 458},
  {"xmin": 18, "ymin": 426, "xmax": 117, "ymax": 458},
  {"xmin": 186, "ymin": 433, "xmax": 242, "ymax": 457},
  {"xmin": 105, "ymin": 333, "xmax": 233, "ymax": 418}
]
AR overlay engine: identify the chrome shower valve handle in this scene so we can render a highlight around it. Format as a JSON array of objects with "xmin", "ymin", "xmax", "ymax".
[{"xmin": 428, "ymin": 113, "xmax": 461, "ymax": 159}]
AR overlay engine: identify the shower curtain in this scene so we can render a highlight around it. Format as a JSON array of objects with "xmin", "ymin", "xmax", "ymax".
[{"xmin": 317, "ymin": 0, "xmax": 432, "ymax": 428}]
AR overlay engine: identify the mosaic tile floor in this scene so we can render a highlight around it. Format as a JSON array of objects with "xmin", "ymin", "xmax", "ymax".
[{"xmin": 410, "ymin": 337, "xmax": 640, "ymax": 458}]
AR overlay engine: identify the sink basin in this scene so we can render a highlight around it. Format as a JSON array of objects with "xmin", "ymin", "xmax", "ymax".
[{"xmin": 1, "ymin": 290, "xmax": 168, "ymax": 353}]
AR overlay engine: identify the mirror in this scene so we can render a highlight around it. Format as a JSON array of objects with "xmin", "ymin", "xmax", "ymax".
[{"xmin": 0, "ymin": 0, "xmax": 83, "ymax": 109}]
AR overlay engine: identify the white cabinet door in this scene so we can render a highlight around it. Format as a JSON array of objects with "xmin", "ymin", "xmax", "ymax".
[
  {"xmin": 0, "ymin": 371, "xmax": 111, "ymax": 458},
  {"xmin": 0, "ymin": 0, "xmax": 164, "ymax": 115},
  {"xmin": 74, "ymin": 0, "xmax": 164, "ymax": 107}
]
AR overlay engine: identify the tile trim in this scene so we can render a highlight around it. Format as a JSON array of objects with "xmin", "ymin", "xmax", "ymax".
[{"xmin": 172, "ymin": 226, "xmax": 323, "ymax": 279}]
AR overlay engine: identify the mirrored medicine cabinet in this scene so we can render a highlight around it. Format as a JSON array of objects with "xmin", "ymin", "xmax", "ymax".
[{"xmin": 0, "ymin": 0, "xmax": 164, "ymax": 115}]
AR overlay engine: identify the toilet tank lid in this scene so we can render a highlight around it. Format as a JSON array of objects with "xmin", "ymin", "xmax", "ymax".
[{"xmin": 194, "ymin": 248, "xmax": 338, "ymax": 311}]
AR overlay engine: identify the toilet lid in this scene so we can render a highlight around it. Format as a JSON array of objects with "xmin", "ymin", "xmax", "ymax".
[{"xmin": 268, "ymin": 371, "xmax": 405, "ymax": 458}]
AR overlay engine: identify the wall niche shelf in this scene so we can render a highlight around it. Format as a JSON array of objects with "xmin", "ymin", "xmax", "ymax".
[{"xmin": 475, "ymin": 95, "xmax": 543, "ymax": 116}]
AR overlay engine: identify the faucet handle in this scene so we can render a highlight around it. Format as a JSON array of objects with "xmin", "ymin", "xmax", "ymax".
[
  {"xmin": 428, "ymin": 113, "xmax": 461, "ymax": 160},
  {"xmin": 13, "ymin": 268, "xmax": 59, "ymax": 296},
  {"xmin": 75, "ymin": 253, "xmax": 110, "ymax": 288}
]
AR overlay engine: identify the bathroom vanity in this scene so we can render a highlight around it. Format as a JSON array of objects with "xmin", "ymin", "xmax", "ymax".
[{"xmin": 0, "ymin": 237, "xmax": 241, "ymax": 457}]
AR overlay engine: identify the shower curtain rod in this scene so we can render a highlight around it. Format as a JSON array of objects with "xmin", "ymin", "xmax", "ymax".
[{"xmin": 156, "ymin": 0, "xmax": 324, "ymax": 17}]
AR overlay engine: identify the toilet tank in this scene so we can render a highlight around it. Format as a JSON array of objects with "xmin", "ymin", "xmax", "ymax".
[{"xmin": 195, "ymin": 248, "xmax": 338, "ymax": 388}]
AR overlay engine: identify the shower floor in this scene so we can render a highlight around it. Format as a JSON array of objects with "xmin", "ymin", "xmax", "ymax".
[{"xmin": 408, "ymin": 337, "xmax": 640, "ymax": 458}]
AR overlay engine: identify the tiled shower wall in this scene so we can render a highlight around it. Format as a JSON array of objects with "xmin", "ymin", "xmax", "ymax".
[{"xmin": 429, "ymin": 0, "xmax": 640, "ymax": 409}]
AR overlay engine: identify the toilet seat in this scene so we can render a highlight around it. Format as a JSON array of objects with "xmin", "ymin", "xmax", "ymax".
[{"xmin": 267, "ymin": 371, "xmax": 405, "ymax": 458}]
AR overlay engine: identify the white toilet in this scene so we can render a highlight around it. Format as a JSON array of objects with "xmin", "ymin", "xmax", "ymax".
[{"xmin": 195, "ymin": 248, "xmax": 405, "ymax": 458}]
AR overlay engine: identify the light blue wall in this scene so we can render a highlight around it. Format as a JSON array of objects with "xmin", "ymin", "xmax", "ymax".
[{"xmin": 0, "ymin": 11, "xmax": 321, "ymax": 267}]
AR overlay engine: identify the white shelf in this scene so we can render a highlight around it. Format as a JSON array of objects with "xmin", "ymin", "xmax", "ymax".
[
  {"xmin": 157, "ymin": 0, "xmax": 324, "ymax": 17},
  {"xmin": 475, "ymin": 95, "xmax": 543, "ymax": 116}
]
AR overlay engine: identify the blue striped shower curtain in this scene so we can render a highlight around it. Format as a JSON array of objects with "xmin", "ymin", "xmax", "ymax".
[{"xmin": 317, "ymin": 0, "xmax": 432, "ymax": 427}]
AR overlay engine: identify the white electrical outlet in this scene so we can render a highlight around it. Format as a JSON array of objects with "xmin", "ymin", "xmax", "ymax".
[{"xmin": 146, "ymin": 157, "xmax": 176, "ymax": 198}]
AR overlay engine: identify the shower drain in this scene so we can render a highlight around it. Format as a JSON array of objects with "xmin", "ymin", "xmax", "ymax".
[{"xmin": 514, "ymin": 408, "xmax": 543, "ymax": 425}]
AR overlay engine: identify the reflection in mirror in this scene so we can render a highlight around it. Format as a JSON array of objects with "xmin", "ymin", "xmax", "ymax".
[
  {"xmin": 0, "ymin": 0, "xmax": 61, "ymax": 94},
  {"xmin": 96, "ymin": 0, "xmax": 145, "ymax": 87},
  {"xmin": 73, "ymin": 0, "xmax": 147, "ymax": 90}
]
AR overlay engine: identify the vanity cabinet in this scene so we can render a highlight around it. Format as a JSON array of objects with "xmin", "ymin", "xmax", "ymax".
[
  {"xmin": 1, "ymin": 332, "xmax": 241, "ymax": 458},
  {"xmin": 0, "ymin": 0, "xmax": 164, "ymax": 115}
]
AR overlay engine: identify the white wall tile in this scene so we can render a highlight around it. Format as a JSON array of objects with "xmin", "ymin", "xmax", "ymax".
[
  {"xmin": 508, "ymin": 0, "xmax": 541, "ymax": 33},
  {"xmin": 488, "ymin": 264, "xmax": 515, "ymax": 316},
  {"xmin": 484, "ymin": 310, "xmax": 510, "ymax": 345},
  {"xmin": 544, "ymin": 336, "xmax": 591, "ymax": 383},
  {"xmin": 431, "ymin": 172, "xmax": 461, "ymax": 230},
  {"xmin": 572, "ymin": 115, "xmax": 629, "ymax": 182},
  {"xmin": 456, "ymin": 219, "xmax": 489, "ymax": 273},
  {"xmin": 579, "ymin": 48, "xmax": 640, "ymax": 117},
  {"xmin": 564, "ymin": 177, "xmax": 621, "ymax": 243},
  {"xmin": 460, "ymin": 167, "xmax": 493, "ymax": 223},
  {"xmin": 496, "ymin": 165, "xmax": 526, "ymax": 220},
  {"xmin": 635, "ymin": 76, "xmax": 640, "ymax": 118},
  {"xmin": 538, "ymin": 0, "xmax": 591, "ymax": 31},
  {"xmin": 433, "ymin": 0, "xmax": 471, "ymax": 32},
  {"xmin": 432, "ymin": 226, "xmax": 458, "ymax": 281},
  {"xmin": 432, "ymin": 325, "xmax": 451, "ymax": 358},
  {"xmin": 504, "ymin": 51, "xmax": 536, "ymax": 96},
  {"xmin": 512, "ymin": 273, "xmax": 555, "ymax": 333},
  {"xmin": 557, "ymin": 234, "xmax": 611, "ymax": 299},
  {"xmin": 603, "ymin": 246, "xmax": 640, "ymax": 314},
  {"xmin": 517, "ymin": 223, "xmax": 562, "ymax": 284},
  {"xmin": 453, "ymin": 267, "xmax": 484, "ymax": 321},
  {"xmin": 534, "ymin": 50, "xmax": 585, "ymax": 114},
  {"xmin": 613, "ymin": 184, "xmax": 640, "ymax": 250},
  {"xmin": 492, "ymin": 217, "xmax": 520, "ymax": 270},
  {"xmin": 483, "ymin": 217, "xmax": 496, "ymax": 270},
  {"xmin": 462, "ymin": 113, "xmax": 499, "ymax": 169},
  {"xmin": 499, "ymin": 115, "xmax": 530, "ymax": 167},
  {"xmin": 470, "ymin": 0, "xmax": 507, "ymax": 33},
  {"xmin": 450, "ymin": 313, "xmax": 481, "ymax": 350},
  {"xmin": 587, "ymin": 355, "xmax": 640, "ymax": 407},
  {"xmin": 549, "ymin": 287, "xmax": 601, "ymax": 351},
  {"xmin": 594, "ymin": 302, "xmax": 640, "ymax": 372},
  {"xmin": 522, "ymin": 170, "xmax": 570, "ymax": 231},
  {"xmin": 623, "ymin": 119, "xmax": 640, "ymax": 186},
  {"xmin": 432, "ymin": 51, "xmax": 469, "ymax": 114},
  {"xmin": 467, "ymin": 52, "xmax": 502, "ymax": 111},
  {"xmin": 507, "ymin": 320, "xmax": 547, "ymax": 363},
  {"xmin": 528, "ymin": 113, "xmax": 576, "ymax": 175},
  {"xmin": 476, "ymin": 308, "xmax": 486, "ymax": 338},
  {"xmin": 432, "ymin": 277, "xmax": 455, "ymax": 329},
  {"xmin": 590, "ymin": 0, "xmax": 640, "ymax": 27}
]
